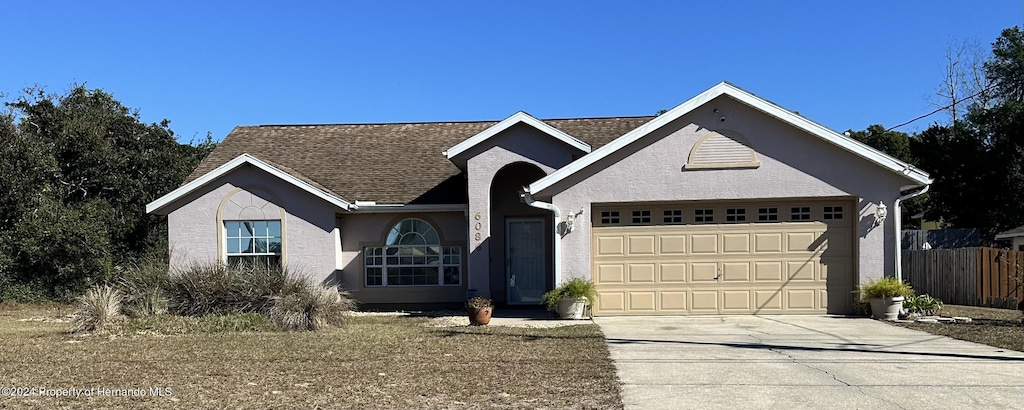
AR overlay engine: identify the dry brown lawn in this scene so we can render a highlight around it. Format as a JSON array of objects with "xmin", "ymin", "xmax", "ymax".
[
  {"xmin": 893, "ymin": 304, "xmax": 1024, "ymax": 352},
  {"xmin": 0, "ymin": 304, "xmax": 622, "ymax": 409}
]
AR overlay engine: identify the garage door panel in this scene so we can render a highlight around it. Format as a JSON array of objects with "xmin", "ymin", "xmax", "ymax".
[
  {"xmin": 690, "ymin": 234, "xmax": 718, "ymax": 254},
  {"xmin": 628, "ymin": 263, "xmax": 656, "ymax": 283},
  {"xmin": 628, "ymin": 291, "xmax": 657, "ymax": 311},
  {"xmin": 722, "ymin": 262, "xmax": 750, "ymax": 282},
  {"xmin": 628, "ymin": 235, "xmax": 656, "ymax": 256},
  {"xmin": 722, "ymin": 290, "xmax": 752, "ymax": 311},
  {"xmin": 592, "ymin": 200, "xmax": 853, "ymax": 316},
  {"xmin": 597, "ymin": 236, "xmax": 625, "ymax": 256},
  {"xmin": 754, "ymin": 262, "xmax": 783, "ymax": 282},
  {"xmin": 595, "ymin": 264, "xmax": 625, "ymax": 284},
  {"xmin": 722, "ymin": 233, "xmax": 751, "ymax": 253},
  {"xmin": 691, "ymin": 263, "xmax": 718, "ymax": 282},
  {"xmin": 660, "ymin": 291, "xmax": 687, "ymax": 311},
  {"xmin": 660, "ymin": 263, "xmax": 687, "ymax": 283},
  {"xmin": 690, "ymin": 291, "xmax": 718, "ymax": 312}
]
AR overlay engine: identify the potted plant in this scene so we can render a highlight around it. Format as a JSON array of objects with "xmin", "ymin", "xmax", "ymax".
[
  {"xmin": 860, "ymin": 277, "xmax": 914, "ymax": 320},
  {"xmin": 466, "ymin": 296, "xmax": 493, "ymax": 326},
  {"xmin": 541, "ymin": 278, "xmax": 597, "ymax": 320}
]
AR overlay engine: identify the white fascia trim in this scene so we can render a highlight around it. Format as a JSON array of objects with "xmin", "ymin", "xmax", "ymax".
[
  {"xmin": 443, "ymin": 111, "xmax": 591, "ymax": 159},
  {"xmin": 145, "ymin": 153, "xmax": 354, "ymax": 214},
  {"xmin": 528, "ymin": 82, "xmax": 933, "ymax": 195},
  {"xmin": 350, "ymin": 203, "xmax": 469, "ymax": 213},
  {"xmin": 995, "ymin": 232, "xmax": 1024, "ymax": 240}
]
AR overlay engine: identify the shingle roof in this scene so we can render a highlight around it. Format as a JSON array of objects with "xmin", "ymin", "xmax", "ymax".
[
  {"xmin": 185, "ymin": 116, "xmax": 655, "ymax": 205},
  {"xmin": 996, "ymin": 225, "xmax": 1024, "ymax": 239}
]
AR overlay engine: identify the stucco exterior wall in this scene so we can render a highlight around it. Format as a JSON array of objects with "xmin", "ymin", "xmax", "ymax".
[
  {"xmin": 463, "ymin": 123, "xmax": 580, "ymax": 298},
  {"xmin": 335, "ymin": 211, "xmax": 468, "ymax": 304},
  {"xmin": 1014, "ymin": 237, "xmax": 1024, "ymax": 251},
  {"xmin": 166, "ymin": 165, "xmax": 339, "ymax": 283},
  {"xmin": 546, "ymin": 95, "xmax": 911, "ymax": 286}
]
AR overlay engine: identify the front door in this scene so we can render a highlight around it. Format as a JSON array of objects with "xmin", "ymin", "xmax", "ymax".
[{"xmin": 506, "ymin": 217, "xmax": 546, "ymax": 305}]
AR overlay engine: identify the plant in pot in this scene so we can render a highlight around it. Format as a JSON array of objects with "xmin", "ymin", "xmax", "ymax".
[
  {"xmin": 860, "ymin": 277, "xmax": 914, "ymax": 321},
  {"xmin": 466, "ymin": 296, "xmax": 493, "ymax": 326},
  {"xmin": 541, "ymin": 278, "xmax": 596, "ymax": 320}
]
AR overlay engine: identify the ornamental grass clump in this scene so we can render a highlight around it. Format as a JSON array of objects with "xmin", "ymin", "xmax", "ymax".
[
  {"xmin": 168, "ymin": 262, "xmax": 306, "ymax": 317},
  {"xmin": 541, "ymin": 277, "xmax": 597, "ymax": 311},
  {"xmin": 69, "ymin": 285, "xmax": 124, "ymax": 333},
  {"xmin": 270, "ymin": 284, "xmax": 356, "ymax": 331},
  {"xmin": 860, "ymin": 277, "xmax": 914, "ymax": 299}
]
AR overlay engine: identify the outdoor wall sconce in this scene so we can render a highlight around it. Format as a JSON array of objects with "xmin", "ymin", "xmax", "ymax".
[
  {"xmin": 875, "ymin": 203, "xmax": 888, "ymax": 226},
  {"xmin": 564, "ymin": 209, "xmax": 585, "ymax": 234}
]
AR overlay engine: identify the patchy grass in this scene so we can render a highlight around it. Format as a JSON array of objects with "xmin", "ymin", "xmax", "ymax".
[
  {"xmin": 0, "ymin": 304, "xmax": 621, "ymax": 409},
  {"xmin": 893, "ymin": 305, "xmax": 1024, "ymax": 352}
]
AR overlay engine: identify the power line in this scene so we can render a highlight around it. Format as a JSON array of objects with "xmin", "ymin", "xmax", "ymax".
[{"xmin": 886, "ymin": 83, "xmax": 1000, "ymax": 131}]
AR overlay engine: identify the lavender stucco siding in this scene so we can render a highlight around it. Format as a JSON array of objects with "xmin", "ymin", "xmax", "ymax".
[
  {"xmin": 463, "ymin": 123, "xmax": 581, "ymax": 298},
  {"xmin": 542, "ymin": 95, "xmax": 914, "ymax": 286},
  {"xmin": 166, "ymin": 166, "xmax": 339, "ymax": 283}
]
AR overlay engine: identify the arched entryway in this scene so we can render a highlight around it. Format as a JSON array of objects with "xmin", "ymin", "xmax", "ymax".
[{"xmin": 488, "ymin": 162, "xmax": 553, "ymax": 305}]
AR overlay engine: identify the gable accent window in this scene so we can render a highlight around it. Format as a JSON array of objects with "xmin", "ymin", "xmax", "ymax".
[
  {"xmin": 684, "ymin": 130, "xmax": 760, "ymax": 170},
  {"xmin": 758, "ymin": 207, "xmax": 778, "ymax": 221},
  {"xmin": 694, "ymin": 209, "xmax": 714, "ymax": 223},
  {"xmin": 823, "ymin": 206, "xmax": 844, "ymax": 220},
  {"xmin": 600, "ymin": 211, "xmax": 620, "ymax": 225},
  {"xmin": 791, "ymin": 207, "xmax": 811, "ymax": 221},
  {"xmin": 364, "ymin": 218, "xmax": 461, "ymax": 287},
  {"xmin": 663, "ymin": 209, "xmax": 683, "ymax": 224},
  {"xmin": 225, "ymin": 220, "xmax": 282, "ymax": 266},
  {"xmin": 726, "ymin": 208, "xmax": 746, "ymax": 222},
  {"xmin": 631, "ymin": 210, "xmax": 651, "ymax": 224}
]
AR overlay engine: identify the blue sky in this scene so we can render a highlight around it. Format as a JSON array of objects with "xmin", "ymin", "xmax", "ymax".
[{"xmin": 2, "ymin": 1, "xmax": 1021, "ymax": 143}]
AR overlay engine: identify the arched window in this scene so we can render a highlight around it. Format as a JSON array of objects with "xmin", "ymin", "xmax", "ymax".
[{"xmin": 364, "ymin": 218, "xmax": 461, "ymax": 287}]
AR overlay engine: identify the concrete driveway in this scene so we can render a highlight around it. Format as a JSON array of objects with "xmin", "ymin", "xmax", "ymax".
[{"xmin": 594, "ymin": 315, "xmax": 1024, "ymax": 409}]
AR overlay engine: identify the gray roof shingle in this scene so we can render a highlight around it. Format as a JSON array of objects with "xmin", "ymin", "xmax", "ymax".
[{"xmin": 185, "ymin": 116, "xmax": 655, "ymax": 204}]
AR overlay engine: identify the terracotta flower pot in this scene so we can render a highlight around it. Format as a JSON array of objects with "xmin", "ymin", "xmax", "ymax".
[{"xmin": 467, "ymin": 306, "xmax": 493, "ymax": 326}]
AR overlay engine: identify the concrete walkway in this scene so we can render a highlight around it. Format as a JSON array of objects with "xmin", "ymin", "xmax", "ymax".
[{"xmin": 594, "ymin": 315, "xmax": 1024, "ymax": 410}]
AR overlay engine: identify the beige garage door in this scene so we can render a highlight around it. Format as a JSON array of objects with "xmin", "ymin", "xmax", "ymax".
[{"xmin": 591, "ymin": 200, "xmax": 855, "ymax": 315}]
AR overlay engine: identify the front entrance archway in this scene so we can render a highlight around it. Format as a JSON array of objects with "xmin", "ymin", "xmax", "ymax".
[{"xmin": 489, "ymin": 162, "xmax": 552, "ymax": 305}]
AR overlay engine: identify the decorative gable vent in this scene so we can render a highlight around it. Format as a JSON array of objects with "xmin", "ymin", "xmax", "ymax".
[{"xmin": 684, "ymin": 130, "xmax": 760, "ymax": 170}]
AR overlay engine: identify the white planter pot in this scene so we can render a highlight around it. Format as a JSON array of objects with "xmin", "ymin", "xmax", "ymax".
[
  {"xmin": 555, "ymin": 297, "xmax": 589, "ymax": 320},
  {"xmin": 869, "ymin": 296, "xmax": 905, "ymax": 320}
]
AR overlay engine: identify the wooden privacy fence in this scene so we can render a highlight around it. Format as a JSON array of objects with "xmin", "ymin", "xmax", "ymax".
[{"xmin": 901, "ymin": 247, "xmax": 1024, "ymax": 308}]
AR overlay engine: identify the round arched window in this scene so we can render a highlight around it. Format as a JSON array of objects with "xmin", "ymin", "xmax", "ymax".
[{"xmin": 364, "ymin": 218, "xmax": 461, "ymax": 287}]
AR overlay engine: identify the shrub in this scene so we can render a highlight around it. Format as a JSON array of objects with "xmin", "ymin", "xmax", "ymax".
[
  {"xmin": 904, "ymin": 294, "xmax": 943, "ymax": 315},
  {"xmin": 0, "ymin": 281, "xmax": 50, "ymax": 303},
  {"xmin": 167, "ymin": 263, "xmax": 307, "ymax": 316},
  {"xmin": 270, "ymin": 285, "xmax": 355, "ymax": 331},
  {"xmin": 118, "ymin": 260, "xmax": 171, "ymax": 317},
  {"xmin": 860, "ymin": 277, "xmax": 914, "ymax": 299},
  {"xmin": 69, "ymin": 285, "xmax": 123, "ymax": 333},
  {"xmin": 541, "ymin": 277, "xmax": 597, "ymax": 311}
]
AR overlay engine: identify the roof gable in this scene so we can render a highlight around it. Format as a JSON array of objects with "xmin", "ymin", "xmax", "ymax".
[
  {"xmin": 528, "ymin": 82, "xmax": 933, "ymax": 196},
  {"xmin": 146, "ymin": 153, "xmax": 353, "ymax": 215},
  {"xmin": 444, "ymin": 111, "xmax": 591, "ymax": 164}
]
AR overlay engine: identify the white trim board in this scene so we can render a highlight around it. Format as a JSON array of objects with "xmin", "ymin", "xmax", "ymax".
[
  {"xmin": 444, "ymin": 111, "xmax": 591, "ymax": 160},
  {"xmin": 146, "ymin": 153, "xmax": 354, "ymax": 215},
  {"xmin": 527, "ymin": 82, "xmax": 933, "ymax": 196}
]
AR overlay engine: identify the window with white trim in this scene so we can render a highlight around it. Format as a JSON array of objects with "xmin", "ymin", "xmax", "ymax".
[
  {"xmin": 758, "ymin": 207, "xmax": 778, "ymax": 221},
  {"xmin": 823, "ymin": 206, "xmax": 844, "ymax": 220},
  {"xmin": 695, "ymin": 209, "xmax": 714, "ymax": 223},
  {"xmin": 791, "ymin": 206, "xmax": 811, "ymax": 221},
  {"xmin": 631, "ymin": 210, "xmax": 651, "ymax": 224},
  {"xmin": 225, "ymin": 220, "xmax": 282, "ymax": 266},
  {"xmin": 364, "ymin": 218, "xmax": 461, "ymax": 287}
]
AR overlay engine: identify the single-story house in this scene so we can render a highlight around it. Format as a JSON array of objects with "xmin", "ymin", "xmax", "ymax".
[
  {"xmin": 996, "ymin": 226, "xmax": 1024, "ymax": 251},
  {"xmin": 146, "ymin": 82, "xmax": 932, "ymax": 315}
]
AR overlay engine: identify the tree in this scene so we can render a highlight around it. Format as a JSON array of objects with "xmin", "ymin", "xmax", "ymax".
[
  {"xmin": 0, "ymin": 86, "xmax": 214, "ymax": 299},
  {"xmin": 986, "ymin": 26, "xmax": 1024, "ymax": 103}
]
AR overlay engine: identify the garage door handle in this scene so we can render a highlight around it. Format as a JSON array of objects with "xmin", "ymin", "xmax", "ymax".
[{"xmin": 714, "ymin": 268, "xmax": 723, "ymax": 281}]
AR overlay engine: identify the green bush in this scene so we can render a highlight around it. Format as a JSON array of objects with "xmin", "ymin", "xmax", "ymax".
[
  {"xmin": 904, "ymin": 294, "xmax": 943, "ymax": 315},
  {"xmin": 69, "ymin": 285, "xmax": 123, "ymax": 333},
  {"xmin": 541, "ymin": 277, "xmax": 597, "ymax": 311},
  {"xmin": 860, "ymin": 277, "xmax": 914, "ymax": 299},
  {"xmin": 0, "ymin": 281, "xmax": 51, "ymax": 303},
  {"xmin": 270, "ymin": 285, "xmax": 355, "ymax": 331}
]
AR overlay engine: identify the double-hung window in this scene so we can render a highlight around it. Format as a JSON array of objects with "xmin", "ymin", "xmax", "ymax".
[
  {"xmin": 364, "ymin": 218, "xmax": 461, "ymax": 287},
  {"xmin": 225, "ymin": 220, "xmax": 282, "ymax": 267}
]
